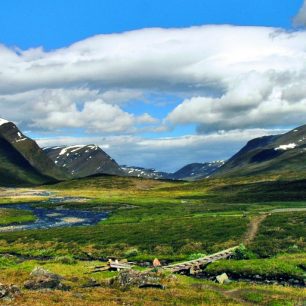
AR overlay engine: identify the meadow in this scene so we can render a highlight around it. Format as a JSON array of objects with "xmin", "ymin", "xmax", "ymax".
[{"xmin": 0, "ymin": 174, "xmax": 305, "ymax": 305}]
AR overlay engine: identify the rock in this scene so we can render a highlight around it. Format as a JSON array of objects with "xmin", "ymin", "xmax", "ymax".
[
  {"xmin": 110, "ymin": 270, "xmax": 165, "ymax": 289},
  {"xmin": 216, "ymin": 273, "xmax": 230, "ymax": 284},
  {"xmin": 82, "ymin": 278, "xmax": 100, "ymax": 288},
  {"xmin": 24, "ymin": 267, "xmax": 70, "ymax": 291},
  {"xmin": 0, "ymin": 283, "xmax": 20, "ymax": 300},
  {"xmin": 153, "ymin": 258, "xmax": 161, "ymax": 268}
]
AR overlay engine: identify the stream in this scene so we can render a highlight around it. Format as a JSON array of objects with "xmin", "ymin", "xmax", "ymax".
[{"xmin": 0, "ymin": 197, "xmax": 108, "ymax": 232}]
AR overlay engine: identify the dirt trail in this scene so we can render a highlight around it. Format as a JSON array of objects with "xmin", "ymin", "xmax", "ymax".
[
  {"xmin": 243, "ymin": 214, "xmax": 267, "ymax": 245},
  {"xmin": 243, "ymin": 207, "xmax": 306, "ymax": 245}
]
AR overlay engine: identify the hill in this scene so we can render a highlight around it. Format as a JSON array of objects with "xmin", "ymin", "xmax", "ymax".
[
  {"xmin": 0, "ymin": 118, "xmax": 67, "ymax": 186},
  {"xmin": 214, "ymin": 125, "xmax": 306, "ymax": 177}
]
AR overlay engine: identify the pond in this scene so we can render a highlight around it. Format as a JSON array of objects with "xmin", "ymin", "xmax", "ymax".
[{"xmin": 0, "ymin": 197, "xmax": 108, "ymax": 232}]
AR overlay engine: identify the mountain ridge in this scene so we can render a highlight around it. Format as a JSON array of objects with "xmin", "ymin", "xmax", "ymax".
[
  {"xmin": 44, "ymin": 144, "xmax": 123, "ymax": 178},
  {"xmin": 213, "ymin": 124, "xmax": 306, "ymax": 177},
  {"xmin": 0, "ymin": 118, "xmax": 67, "ymax": 186}
]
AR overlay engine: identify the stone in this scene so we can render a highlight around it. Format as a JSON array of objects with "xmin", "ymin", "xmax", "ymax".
[
  {"xmin": 0, "ymin": 283, "xmax": 20, "ymax": 299},
  {"xmin": 216, "ymin": 273, "xmax": 230, "ymax": 284},
  {"xmin": 110, "ymin": 270, "xmax": 165, "ymax": 289},
  {"xmin": 82, "ymin": 278, "xmax": 100, "ymax": 288},
  {"xmin": 153, "ymin": 258, "xmax": 161, "ymax": 267},
  {"xmin": 24, "ymin": 267, "xmax": 70, "ymax": 291}
]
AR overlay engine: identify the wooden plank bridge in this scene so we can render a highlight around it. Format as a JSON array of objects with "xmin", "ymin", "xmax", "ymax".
[
  {"xmin": 89, "ymin": 246, "xmax": 239, "ymax": 274},
  {"xmin": 89, "ymin": 260, "xmax": 132, "ymax": 273},
  {"xmin": 163, "ymin": 246, "xmax": 239, "ymax": 273}
]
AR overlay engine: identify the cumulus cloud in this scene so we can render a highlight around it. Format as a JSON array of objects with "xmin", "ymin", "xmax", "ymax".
[
  {"xmin": 0, "ymin": 88, "xmax": 156, "ymax": 133},
  {"xmin": 34, "ymin": 99, "xmax": 137, "ymax": 132},
  {"xmin": 293, "ymin": 0, "xmax": 306, "ymax": 26},
  {"xmin": 167, "ymin": 71, "xmax": 306, "ymax": 132},
  {"xmin": 1, "ymin": 25, "xmax": 306, "ymax": 133}
]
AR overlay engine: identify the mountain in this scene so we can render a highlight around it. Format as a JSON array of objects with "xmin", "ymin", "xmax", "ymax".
[
  {"xmin": 169, "ymin": 161, "xmax": 225, "ymax": 180},
  {"xmin": 121, "ymin": 161, "xmax": 225, "ymax": 181},
  {"xmin": 214, "ymin": 124, "xmax": 306, "ymax": 177},
  {"xmin": 0, "ymin": 118, "xmax": 67, "ymax": 186},
  {"xmin": 121, "ymin": 165, "xmax": 169, "ymax": 179},
  {"xmin": 44, "ymin": 145, "xmax": 123, "ymax": 178}
]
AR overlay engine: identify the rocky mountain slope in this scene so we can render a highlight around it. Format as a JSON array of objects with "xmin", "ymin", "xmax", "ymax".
[
  {"xmin": 214, "ymin": 125, "xmax": 306, "ymax": 177},
  {"xmin": 0, "ymin": 118, "xmax": 68, "ymax": 186},
  {"xmin": 44, "ymin": 145, "xmax": 123, "ymax": 178},
  {"xmin": 169, "ymin": 161, "xmax": 225, "ymax": 180}
]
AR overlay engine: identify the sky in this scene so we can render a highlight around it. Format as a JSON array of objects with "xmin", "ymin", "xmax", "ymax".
[{"xmin": 1, "ymin": 0, "xmax": 306, "ymax": 172}]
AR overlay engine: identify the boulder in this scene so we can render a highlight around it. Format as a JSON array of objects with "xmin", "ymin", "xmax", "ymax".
[
  {"xmin": 216, "ymin": 273, "xmax": 230, "ymax": 284},
  {"xmin": 0, "ymin": 283, "xmax": 20, "ymax": 300},
  {"xmin": 110, "ymin": 270, "xmax": 165, "ymax": 289},
  {"xmin": 82, "ymin": 278, "xmax": 100, "ymax": 288},
  {"xmin": 153, "ymin": 258, "xmax": 161, "ymax": 268},
  {"xmin": 24, "ymin": 267, "xmax": 70, "ymax": 291}
]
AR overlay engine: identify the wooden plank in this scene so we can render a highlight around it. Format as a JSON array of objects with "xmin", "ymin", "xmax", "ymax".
[
  {"xmin": 163, "ymin": 246, "xmax": 239, "ymax": 272},
  {"xmin": 109, "ymin": 263, "xmax": 132, "ymax": 270},
  {"xmin": 88, "ymin": 260, "xmax": 133, "ymax": 273}
]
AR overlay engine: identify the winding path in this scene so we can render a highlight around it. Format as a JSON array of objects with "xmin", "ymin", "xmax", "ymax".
[
  {"xmin": 243, "ymin": 214, "xmax": 268, "ymax": 245},
  {"xmin": 244, "ymin": 207, "xmax": 306, "ymax": 245}
]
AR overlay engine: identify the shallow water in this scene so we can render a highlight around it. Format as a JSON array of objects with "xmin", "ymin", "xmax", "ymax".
[{"xmin": 0, "ymin": 198, "xmax": 108, "ymax": 232}]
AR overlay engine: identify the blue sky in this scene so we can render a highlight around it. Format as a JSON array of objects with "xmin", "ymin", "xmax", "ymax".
[
  {"xmin": 0, "ymin": 0, "xmax": 302, "ymax": 49},
  {"xmin": 1, "ymin": 1, "xmax": 306, "ymax": 171}
]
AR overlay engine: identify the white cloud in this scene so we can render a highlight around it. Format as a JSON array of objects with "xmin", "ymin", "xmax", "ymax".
[
  {"xmin": 0, "ymin": 88, "xmax": 157, "ymax": 132},
  {"xmin": 294, "ymin": 0, "xmax": 306, "ymax": 26},
  {"xmin": 167, "ymin": 71, "xmax": 306, "ymax": 131},
  {"xmin": 1, "ymin": 25, "xmax": 306, "ymax": 134},
  {"xmin": 136, "ymin": 113, "xmax": 159, "ymax": 124},
  {"xmin": 34, "ymin": 99, "xmax": 136, "ymax": 132}
]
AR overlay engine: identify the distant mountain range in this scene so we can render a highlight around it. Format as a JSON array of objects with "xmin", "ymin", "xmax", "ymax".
[
  {"xmin": 1, "ymin": 117, "xmax": 306, "ymax": 186},
  {"xmin": 121, "ymin": 161, "xmax": 225, "ymax": 180},
  {"xmin": 169, "ymin": 161, "xmax": 225, "ymax": 180},
  {"xmin": 121, "ymin": 165, "xmax": 169, "ymax": 180}
]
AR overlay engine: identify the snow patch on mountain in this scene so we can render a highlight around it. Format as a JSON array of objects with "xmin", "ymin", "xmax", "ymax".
[{"xmin": 275, "ymin": 143, "xmax": 297, "ymax": 151}]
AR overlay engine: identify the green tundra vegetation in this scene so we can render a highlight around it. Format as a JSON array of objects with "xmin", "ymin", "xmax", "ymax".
[
  {"xmin": 0, "ymin": 174, "xmax": 305, "ymax": 305},
  {"xmin": 0, "ymin": 208, "xmax": 36, "ymax": 226}
]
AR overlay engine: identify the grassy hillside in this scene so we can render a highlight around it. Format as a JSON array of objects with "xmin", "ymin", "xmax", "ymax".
[
  {"xmin": 0, "ymin": 138, "xmax": 56, "ymax": 186},
  {"xmin": 0, "ymin": 121, "xmax": 68, "ymax": 183}
]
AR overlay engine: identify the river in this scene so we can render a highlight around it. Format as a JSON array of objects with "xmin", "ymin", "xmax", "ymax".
[{"xmin": 0, "ymin": 197, "xmax": 108, "ymax": 232}]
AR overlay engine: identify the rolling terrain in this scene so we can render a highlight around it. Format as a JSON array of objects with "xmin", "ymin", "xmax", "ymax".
[{"xmin": 0, "ymin": 174, "xmax": 304, "ymax": 305}]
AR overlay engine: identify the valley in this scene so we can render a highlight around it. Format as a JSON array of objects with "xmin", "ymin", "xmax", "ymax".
[
  {"xmin": 0, "ymin": 174, "xmax": 305, "ymax": 305},
  {"xmin": 0, "ymin": 119, "xmax": 305, "ymax": 305}
]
